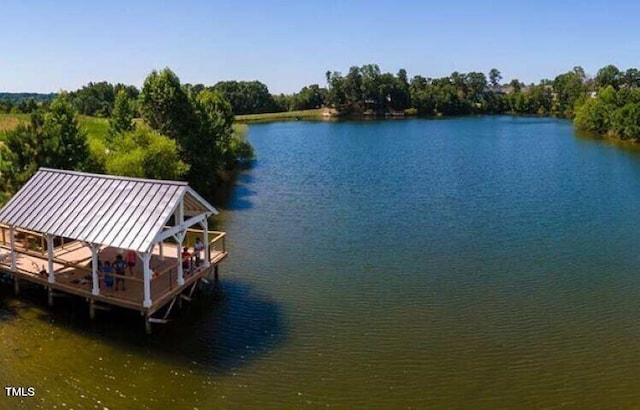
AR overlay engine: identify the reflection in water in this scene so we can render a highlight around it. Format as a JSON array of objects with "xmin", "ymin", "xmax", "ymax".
[
  {"xmin": 1, "ymin": 278, "xmax": 286, "ymax": 372},
  {"xmin": 211, "ymin": 164, "xmax": 257, "ymax": 211},
  {"xmin": 0, "ymin": 277, "xmax": 286, "ymax": 409}
]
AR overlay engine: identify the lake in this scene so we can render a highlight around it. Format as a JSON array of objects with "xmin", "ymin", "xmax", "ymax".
[{"xmin": 4, "ymin": 116, "xmax": 640, "ymax": 408}]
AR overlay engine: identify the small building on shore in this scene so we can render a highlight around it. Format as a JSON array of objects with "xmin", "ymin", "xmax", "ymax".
[{"xmin": 0, "ymin": 168, "xmax": 228, "ymax": 333}]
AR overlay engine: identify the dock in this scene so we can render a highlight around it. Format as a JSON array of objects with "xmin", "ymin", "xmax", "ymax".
[{"xmin": 0, "ymin": 168, "xmax": 228, "ymax": 333}]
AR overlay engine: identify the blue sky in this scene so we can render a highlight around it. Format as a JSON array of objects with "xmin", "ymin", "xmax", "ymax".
[{"xmin": 1, "ymin": 0, "xmax": 639, "ymax": 93}]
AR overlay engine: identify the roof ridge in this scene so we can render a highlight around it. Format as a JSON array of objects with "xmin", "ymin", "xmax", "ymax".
[{"xmin": 39, "ymin": 168, "xmax": 189, "ymax": 186}]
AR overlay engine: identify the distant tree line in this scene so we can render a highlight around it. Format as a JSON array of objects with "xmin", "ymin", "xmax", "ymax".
[
  {"xmin": 0, "ymin": 68, "xmax": 254, "ymax": 204},
  {"xmin": 573, "ymin": 65, "xmax": 640, "ymax": 140},
  {"xmin": 0, "ymin": 97, "xmax": 49, "ymax": 114},
  {"xmin": 0, "ymin": 92, "xmax": 56, "ymax": 103},
  {"xmin": 3, "ymin": 63, "xmax": 640, "ymax": 141},
  {"xmin": 68, "ymin": 81, "xmax": 140, "ymax": 117},
  {"xmin": 0, "ymin": 93, "xmax": 56, "ymax": 114}
]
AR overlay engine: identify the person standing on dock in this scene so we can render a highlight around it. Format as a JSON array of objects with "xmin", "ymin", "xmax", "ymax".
[
  {"xmin": 194, "ymin": 237, "xmax": 204, "ymax": 267},
  {"xmin": 182, "ymin": 247, "xmax": 191, "ymax": 273},
  {"xmin": 126, "ymin": 249, "xmax": 137, "ymax": 276},
  {"xmin": 102, "ymin": 261, "xmax": 114, "ymax": 289},
  {"xmin": 113, "ymin": 254, "xmax": 127, "ymax": 291}
]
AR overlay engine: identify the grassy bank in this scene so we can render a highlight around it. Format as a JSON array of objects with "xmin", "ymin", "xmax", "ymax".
[
  {"xmin": 232, "ymin": 123, "xmax": 248, "ymax": 138},
  {"xmin": 235, "ymin": 108, "xmax": 323, "ymax": 123}
]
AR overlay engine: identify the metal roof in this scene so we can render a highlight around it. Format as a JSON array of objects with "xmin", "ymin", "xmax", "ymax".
[{"xmin": 0, "ymin": 168, "xmax": 218, "ymax": 252}]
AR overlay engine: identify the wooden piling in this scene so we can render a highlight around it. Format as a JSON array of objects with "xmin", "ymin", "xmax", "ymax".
[
  {"xmin": 89, "ymin": 299, "xmax": 95, "ymax": 320},
  {"xmin": 144, "ymin": 314, "xmax": 152, "ymax": 335}
]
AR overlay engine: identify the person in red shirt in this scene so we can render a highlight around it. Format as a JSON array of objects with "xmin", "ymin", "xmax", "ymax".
[
  {"xmin": 181, "ymin": 247, "xmax": 191, "ymax": 273},
  {"xmin": 126, "ymin": 250, "xmax": 137, "ymax": 276}
]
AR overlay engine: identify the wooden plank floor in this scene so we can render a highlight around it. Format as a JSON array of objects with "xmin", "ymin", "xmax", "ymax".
[{"xmin": 0, "ymin": 240, "xmax": 226, "ymax": 313}]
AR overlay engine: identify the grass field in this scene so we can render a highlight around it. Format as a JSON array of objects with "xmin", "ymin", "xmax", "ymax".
[
  {"xmin": 78, "ymin": 115, "xmax": 111, "ymax": 140},
  {"xmin": 1, "ymin": 112, "xmax": 294, "ymax": 140},
  {"xmin": 0, "ymin": 113, "xmax": 29, "ymax": 132},
  {"xmin": 235, "ymin": 108, "xmax": 323, "ymax": 123},
  {"xmin": 0, "ymin": 113, "xmax": 112, "ymax": 140}
]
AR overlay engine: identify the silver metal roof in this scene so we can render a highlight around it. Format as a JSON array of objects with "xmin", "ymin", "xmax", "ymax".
[{"xmin": 0, "ymin": 168, "xmax": 218, "ymax": 252}]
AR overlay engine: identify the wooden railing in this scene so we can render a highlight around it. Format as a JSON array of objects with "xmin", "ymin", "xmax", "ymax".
[
  {"xmin": 0, "ymin": 224, "xmax": 72, "ymax": 254},
  {"xmin": 208, "ymin": 231, "xmax": 226, "ymax": 261},
  {"xmin": 160, "ymin": 226, "xmax": 227, "ymax": 263}
]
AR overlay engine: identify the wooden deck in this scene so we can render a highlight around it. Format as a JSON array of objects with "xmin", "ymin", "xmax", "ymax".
[{"xmin": 0, "ymin": 231, "xmax": 227, "ymax": 317}]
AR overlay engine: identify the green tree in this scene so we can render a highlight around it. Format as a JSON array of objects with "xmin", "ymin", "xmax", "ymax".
[
  {"xmin": 105, "ymin": 127, "xmax": 188, "ymax": 180},
  {"xmin": 553, "ymin": 69, "xmax": 586, "ymax": 117},
  {"xmin": 109, "ymin": 89, "xmax": 135, "ymax": 135},
  {"xmin": 139, "ymin": 68, "xmax": 195, "ymax": 141},
  {"xmin": 489, "ymin": 68, "xmax": 502, "ymax": 88},
  {"xmin": 0, "ymin": 95, "xmax": 89, "ymax": 193},
  {"xmin": 69, "ymin": 81, "xmax": 116, "ymax": 116},
  {"xmin": 292, "ymin": 84, "xmax": 327, "ymax": 110},
  {"xmin": 622, "ymin": 68, "xmax": 640, "ymax": 89},
  {"xmin": 611, "ymin": 103, "xmax": 640, "ymax": 139},
  {"xmin": 212, "ymin": 80, "xmax": 278, "ymax": 115},
  {"xmin": 595, "ymin": 65, "xmax": 621, "ymax": 90},
  {"xmin": 140, "ymin": 69, "xmax": 253, "ymax": 195},
  {"xmin": 574, "ymin": 97, "xmax": 609, "ymax": 134}
]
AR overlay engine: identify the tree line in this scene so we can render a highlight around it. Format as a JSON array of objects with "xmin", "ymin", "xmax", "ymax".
[
  {"xmin": 573, "ymin": 66, "xmax": 640, "ymax": 140},
  {"xmin": 297, "ymin": 63, "xmax": 640, "ymax": 140},
  {"xmin": 3, "ymin": 63, "xmax": 640, "ymax": 142},
  {"xmin": 0, "ymin": 68, "xmax": 254, "ymax": 204}
]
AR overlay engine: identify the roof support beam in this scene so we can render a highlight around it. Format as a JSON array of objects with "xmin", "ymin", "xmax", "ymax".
[
  {"xmin": 177, "ymin": 197, "xmax": 184, "ymax": 225},
  {"xmin": 152, "ymin": 213, "xmax": 208, "ymax": 245},
  {"xmin": 153, "ymin": 214, "xmax": 207, "ymax": 248},
  {"xmin": 46, "ymin": 234, "xmax": 54, "ymax": 284}
]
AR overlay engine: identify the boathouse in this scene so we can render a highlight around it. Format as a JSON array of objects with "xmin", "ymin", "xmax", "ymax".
[{"xmin": 0, "ymin": 168, "xmax": 227, "ymax": 333}]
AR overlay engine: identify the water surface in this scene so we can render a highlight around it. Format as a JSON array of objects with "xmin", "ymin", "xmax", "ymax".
[{"xmin": 4, "ymin": 116, "xmax": 640, "ymax": 408}]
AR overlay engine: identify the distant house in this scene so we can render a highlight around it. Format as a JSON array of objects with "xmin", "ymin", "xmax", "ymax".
[
  {"xmin": 484, "ymin": 85, "xmax": 505, "ymax": 95},
  {"xmin": 500, "ymin": 85, "xmax": 515, "ymax": 94}
]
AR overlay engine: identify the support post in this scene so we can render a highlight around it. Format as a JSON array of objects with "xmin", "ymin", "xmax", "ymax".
[
  {"xmin": 48, "ymin": 287, "xmax": 53, "ymax": 307},
  {"xmin": 89, "ymin": 299, "xmax": 95, "ymax": 320},
  {"xmin": 176, "ymin": 234, "xmax": 185, "ymax": 286},
  {"xmin": 46, "ymin": 234, "xmax": 54, "ymax": 284},
  {"xmin": 142, "ymin": 253, "xmax": 152, "ymax": 308},
  {"xmin": 145, "ymin": 315, "xmax": 152, "ymax": 335},
  {"xmin": 90, "ymin": 244, "xmax": 100, "ymax": 296},
  {"xmin": 214, "ymin": 264, "xmax": 219, "ymax": 282},
  {"xmin": 9, "ymin": 225, "xmax": 16, "ymax": 272},
  {"xmin": 201, "ymin": 218, "xmax": 210, "ymax": 268},
  {"xmin": 175, "ymin": 199, "xmax": 185, "ymax": 286},
  {"xmin": 13, "ymin": 277, "xmax": 19, "ymax": 295},
  {"xmin": 159, "ymin": 241, "xmax": 164, "ymax": 261}
]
